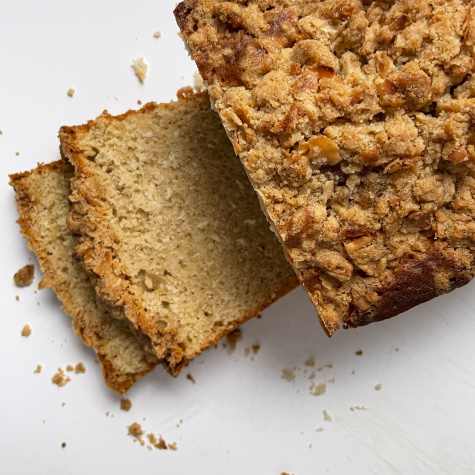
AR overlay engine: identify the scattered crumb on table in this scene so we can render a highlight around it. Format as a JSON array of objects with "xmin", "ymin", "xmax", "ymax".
[
  {"xmin": 252, "ymin": 345, "xmax": 260, "ymax": 355},
  {"xmin": 355, "ymin": 350, "xmax": 363, "ymax": 356},
  {"xmin": 15, "ymin": 152, "xmax": 20, "ymax": 156},
  {"xmin": 121, "ymin": 399, "xmax": 132, "ymax": 412},
  {"xmin": 66, "ymin": 365, "xmax": 74, "ymax": 372},
  {"xmin": 168, "ymin": 442, "xmax": 178, "ymax": 451},
  {"xmin": 61, "ymin": 402, "xmax": 66, "ymax": 407},
  {"xmin": 74, "ymin": 362, "xmax": 86, "ymax": 374},
  {"xmin": 61, "ymin": 442, "xmax": 66, "ymax": 448},
  {"xmin": 153, "ymin": 31, "xmax": 161, "ymax": 38},
  {"xmin": 323, "ymin": 410, "xmax": 333, "ymax": 422},
  {"xmin": 52, "ymin": 368, "xmax": 70, "ymax": 387},
  {"xmin": 67, "ymin": 88, "xmax": 75, "ymax": 97},
  {"xmin": 186, "ymin": 373, "xmax": 196, "ymax": 384},
  {"xmin": 310, "ymin": 382, "xmax": 326, "ymax": 396},
  {"xmin": 21, "ymin": 324, "xmax": 31, "ymax": 337},
  {"xmin": 316, "ymin": 427, "xmax": 324, "ymax": 432},
  {"xmin": 375, "ymin": 383, "xmax": 382, "ymax": 391},
  {"xmin": 128, "ymin": 422, "xmax": 144, "ymax": 441},
  {"xmin": 281, "ymin": 369, "xmax": 296, "ymax": 382},
  {"xmin": 156, "ymin": 435, "xmax": 167, "ymax": 450},
  {"xmin": 131, "ymin": 58, "xmax": 148, "ymax": 83},
  {"xmin": 33, "ymin": 364, "xmax": 42, "ymax": 374},
  {"xmin": 226, "ymin": 328, "xmax": 242, "ymax": 350},
  {"xmin": 14, "ymin": 265, "xmax": 34, "ymax": 286},
  {"xmin": 15, "ymin": 295, "xmax": 19, "ymax": 301},
  {"xmin": 305, "ymin": 358, "xmax": 315, "ymax": 367}
]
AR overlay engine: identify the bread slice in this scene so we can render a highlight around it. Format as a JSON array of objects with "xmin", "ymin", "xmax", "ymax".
[
  {"xmin": 10, "ymin": 161, "xmax": 158, "ymax": 394},
  {"xmin": 61, "ymin": 91, "xmax": 298, "ymax": 375},
  {"xmin": 175, "ymin": 0, "xmax": 475, "ymax": 335}
]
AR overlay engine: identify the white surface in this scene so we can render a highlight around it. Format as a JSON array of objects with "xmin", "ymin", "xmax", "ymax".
[{"xmin": 1, "ymin": 1, "xmax": 474, "ymax": 474}]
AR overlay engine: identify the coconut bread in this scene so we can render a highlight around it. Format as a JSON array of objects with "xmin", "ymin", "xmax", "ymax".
[
  {"xmin": 61, "ymin": 92, "xmax": 298, "ymax": 375},
  {"xmin": 10, "ymin": 161, "xmax": 159, "ymax": 394}
]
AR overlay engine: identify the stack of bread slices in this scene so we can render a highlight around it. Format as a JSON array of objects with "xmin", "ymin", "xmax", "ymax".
[{"xmin": 10, "ymin": 90, "xmax": 298, "ymax": 394}]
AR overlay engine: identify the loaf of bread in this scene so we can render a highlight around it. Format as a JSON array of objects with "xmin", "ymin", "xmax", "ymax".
[
  {"xmin": 176, "ymin": 0, "xmax": 475, "ymax": 335},
  {"xmin": 62, "ymin": 91, "xmax": 298, "ymax": 375},
  {"xmin": 10, "ymin": 161, "xmax": 159, "ymax": 394}
]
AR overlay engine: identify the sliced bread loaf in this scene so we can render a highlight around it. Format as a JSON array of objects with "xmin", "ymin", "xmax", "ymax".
[
  {"xmin": 62, "ymin": 91, "xmax": 298, "ymax": 375},
  {"xmin": 10, "ymin": 161, "xmax": 159, "ymax": 394}
]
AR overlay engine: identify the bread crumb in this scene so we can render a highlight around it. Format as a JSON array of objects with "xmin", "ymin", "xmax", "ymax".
[
  {"xmin": 61, "ymin": 402, "xmax": 66, "ymax": 407},
  {"xmin": 66, "ymin": 365, "xmax": 74, "ymax": 372},
  {"xmin": 52, "ymin": 368, "xmax": 70, "ymax": 387},
  {"xmin": 193, "ymin": 71, "xmax": 206, "ymax": 92},
  {"xmin": 186, "ymin": 373, "xmax": 196, "ymax": 384},
  {"xmin": 305, "ymin": 358, "xmax": 315, "ymax": 367},
  {"xmin": 168, "ymin": 442, "xmax": 178, "ymax": 451},
  {"xmin": 226, "ymin": 328, "xmax": 242, "ymax": 350},
  {"xmin": 281, "ymin": 369, "xmax": 296, "ymax": 382},
  {"xmin": 355, "ymin": 350, "xmax": 363, "ymax": 356},
  {"xmin": 14, "ymin": 265, "xmax": 34, "ymax": 286},
  {"xmin": 15, "ymin": 152, "xmax": 20, "ymax": 156},
  {"xmin": 147, "ymin": 433, "xmax": 157, "ymax": 444},
  {"xmin": 0, "ymin": 130, "xmax": 3, "ymax": 134},
  {"xmin": 252, "ymin": 345, "xmax": 260, "ymax": 355},
  {"xmin": 395, "ymin": 347, "xmax": 400, "ymax": 352},
  {"xmin": 310, "ymin": 382, "xmax": 326, "ymax": 396},
  {"xmin": 61, "ymin": 442, "xmax": 66, "ymax": 448},
  {"xmin": 323, "ymin": 410, "xmax": 333, "ymax": 422},
  {"xmin": 33, "ymin": 364, "xmax": 42, "ymax": 373},
  {"xmin": 131, "ymin": 58, "xmax": 148, "ymax": 83},
  {"xmin": 137, "ymin": 100, "xmax": 142, "ymax": 105},
  {"xmin": 352, "ymin": 405, "xmax": 369, "ymax": 411},
  {"xmin": 21, "ymin": 324, "xmax": 31, "ymax": 337},
  {"xmin": 316, "ymin": 427, "xmax": 324, "ymax": 432},
  {"xmin": 153, "ymin": 31, "xmax": 161, "ymax": 38},
  {"xmin": 15, "ymin": 295, "xmax": 19, "ymax": 301},
  {"xmin": 375, "ymin": 383, "xmax": 382, "ymax": 391},
  {"xmin": 155, "ymin": 435, "xmax": 167, "ymax": 450},
  {"xmin": 74, "ymin": 362, "xmax": 86, "ymax": 374},
  {"xmin": 128, "ymin": 422, "xmax": 143, "ymax": 439},
  {"xmin": 318, "ymin": 364, "xmax": 333, "ymax": 371},
  {"xmin": 120, "ymin": 399, "xmax": 132, "ymax": 411},
  {"xmin": 67, "ymin": 88, "xmax": 75, "ymax": 97}
]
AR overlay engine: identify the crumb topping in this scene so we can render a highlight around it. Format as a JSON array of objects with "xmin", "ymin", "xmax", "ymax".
[
  {"xmin": 21, "ymin": 324, "xmax": 31, "ymax": 337},
  {"xmin": 176, "ymin": 0, "xmax": 475, "ymax": 334}
]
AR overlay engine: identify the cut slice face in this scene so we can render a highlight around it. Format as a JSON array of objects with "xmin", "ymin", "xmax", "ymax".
[
  {"xmin": 61, "ymin": 92, "xmax": 298, "ymax": 374},
  {"xmin": 175, "ymin": 0, "xmax": 475, "ymax": 335},
  {"xmin": 10, "ymin": 161, "xmax": 158, "ymax": 394}
]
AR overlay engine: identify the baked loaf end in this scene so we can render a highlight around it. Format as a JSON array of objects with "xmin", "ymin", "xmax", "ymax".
[
  {"xmin": 10, "ymin": 162, "xmax": 158, "ymax": 394},
  {"xmin": 61, "ymin": 92, "xmax": 298, "ymax": 374},
  {"xmin": 176, "ymin": 0, "xmax": 475, "ymax": 334}
]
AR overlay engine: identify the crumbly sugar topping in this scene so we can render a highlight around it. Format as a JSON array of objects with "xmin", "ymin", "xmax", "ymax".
[{"xmin": 176, "ymin": 0, "xmax": 475, "ymax": 333}]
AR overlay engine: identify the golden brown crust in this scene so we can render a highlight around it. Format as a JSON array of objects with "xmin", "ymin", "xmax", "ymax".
[
  {"xmin": 62, "ymin": 94, "xmax": 298, "ymax": 374},
  {"xmin": 176, "ymin": 0, "xmax": 475, "ymax": 334},
  {"xmin": 10, "ymin": 162, "xmax": 158, "ymax": 394}
]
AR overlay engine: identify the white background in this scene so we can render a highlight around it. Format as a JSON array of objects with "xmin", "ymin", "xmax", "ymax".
[{"xmin": 1, "ymin": 1, "xmax": 474, "ymax": 473}]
